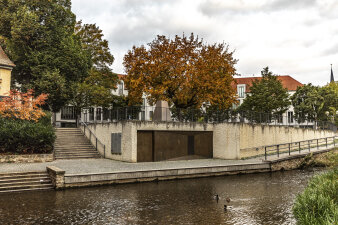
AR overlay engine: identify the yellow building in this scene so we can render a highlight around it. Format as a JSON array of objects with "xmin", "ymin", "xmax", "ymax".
[{"xmin": 0, "ymin": 46, "xmax": 15, "ymax": 97}]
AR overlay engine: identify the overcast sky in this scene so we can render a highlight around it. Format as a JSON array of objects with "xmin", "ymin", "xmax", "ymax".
[{"xmin": 72, "ymin": 0, "xmax": 338, "ymax": 86}]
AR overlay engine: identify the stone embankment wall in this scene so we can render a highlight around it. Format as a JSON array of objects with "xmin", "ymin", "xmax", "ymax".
[
  {"xmin": 0, "ymin": 154, "xmax": 53, "ymax": 163},
  {"xmin": 84, "ymin": 121, "xmax": 336, "ymax": 162}
]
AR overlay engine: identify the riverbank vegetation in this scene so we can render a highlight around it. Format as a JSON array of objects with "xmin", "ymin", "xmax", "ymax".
[{"xmin": 293, "ymin": 151, "xmax": 338, "ymax": 224}]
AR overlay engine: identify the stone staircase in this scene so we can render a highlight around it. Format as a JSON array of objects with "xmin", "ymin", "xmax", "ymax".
[
  {"xmin": 54, "ymin": 128, "xmax": 101, "ymax": 160},
  {"xmin": 0, "ymin": 172, "xmax": 53, "ymax": 193}
]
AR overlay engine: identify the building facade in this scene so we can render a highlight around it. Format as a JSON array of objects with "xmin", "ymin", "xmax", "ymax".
[
  {"xmin": 54, "ymin": 74, "xmax": 155, "ymax": 127},
  {"xmin": 233, "ymin": 75, "xmax": 304, "ymax": 125},
  {"xmin": 0, "ymin": 46, "xmax": 15, "ymax": 98}
]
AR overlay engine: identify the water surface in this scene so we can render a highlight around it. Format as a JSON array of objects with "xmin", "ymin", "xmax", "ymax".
[{"xmin": 0, "ymin": 169, "xmax": 321, "ymax": 225}]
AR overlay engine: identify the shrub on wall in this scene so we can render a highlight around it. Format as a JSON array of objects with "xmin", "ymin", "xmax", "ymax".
[{"xmin": 0, "ymin": 113, "xmax": 55, "ymax": 154}]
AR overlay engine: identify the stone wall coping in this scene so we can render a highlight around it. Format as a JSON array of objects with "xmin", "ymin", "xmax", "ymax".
[
  {"xmin": 0, "ymin": 153, "xmax": 53, "ymax": 157},
  {"xmin": 64, "ymin": 162, "xmax": 270, "ymax": 177},
  {"xmin": 47, "ymin": 166, "xmax": 65, "ymax": 175},
  {"xmin": 0, "ymin": 153, "xmax": 54, "ymax": 163}
]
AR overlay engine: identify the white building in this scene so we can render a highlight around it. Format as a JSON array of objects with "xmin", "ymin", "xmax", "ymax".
[
  {"xmin": 54, "ymin": 74, "xmax": 155, "ymax": 127},
  {"xmin": 233, "ymin": 75, "xmax": 304, "ymax": 125}
]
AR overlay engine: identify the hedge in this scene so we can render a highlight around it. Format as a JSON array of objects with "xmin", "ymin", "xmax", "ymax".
[{"xmin": 0, "ymin": 114, "xmax": 55, "ymax": 154}]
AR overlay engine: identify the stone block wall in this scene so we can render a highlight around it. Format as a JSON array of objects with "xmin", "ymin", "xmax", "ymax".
[
  {"xmin": 47, "ymin": 166, "xmax": 65, "ymax": 190},
  {"xmin": 0, "ymin": 154, "xmax": 53, "ymax": 163}
]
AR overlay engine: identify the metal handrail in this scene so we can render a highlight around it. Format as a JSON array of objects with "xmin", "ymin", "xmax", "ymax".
[
  {"xmin": 81, "ymin": 106, "xmax": 337, "ymax": 132},
  {"xmin": 261, "ymin": 136, "xmax": 337, "ymax": 160},
  {"xmin": 79, "ymin": 119, "xmax": 106, "ymax": 158}
]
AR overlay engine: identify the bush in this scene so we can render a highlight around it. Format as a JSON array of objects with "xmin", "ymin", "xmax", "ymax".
[
  {"xmin": 0, "ymin": 113, "xmax": 55, "ymax": 154},
  {"xmin": 293, "ymin": 169, "xmax": 338, "ymax": 225}
]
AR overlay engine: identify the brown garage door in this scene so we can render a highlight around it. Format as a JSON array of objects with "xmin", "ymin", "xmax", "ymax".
[{"xmin": 137, "ymin": 131, "xmax": 213, "ymax": 162}]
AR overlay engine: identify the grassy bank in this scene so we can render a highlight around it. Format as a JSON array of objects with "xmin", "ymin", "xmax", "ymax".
[{"xmin": 293, "ymin": 151, "xmax": 338, "ymax": 225}]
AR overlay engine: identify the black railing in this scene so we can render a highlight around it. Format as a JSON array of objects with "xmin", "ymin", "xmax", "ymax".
[
  {"xmin": 81, "ymin": 106, "xmax": 337, "ymax": 132},
  {"xmin": 79, "ymin": 119, "xmax": 106, "ymax": 158}
]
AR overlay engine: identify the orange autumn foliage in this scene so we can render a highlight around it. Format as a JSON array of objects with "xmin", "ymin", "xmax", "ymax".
[
  {"xmin": 0, "ymin": 90, "xmax": 48, "ymax": 121},
  {"xmin": 123, "ymin": 33, "xmax": 238, "ymax": 109}
]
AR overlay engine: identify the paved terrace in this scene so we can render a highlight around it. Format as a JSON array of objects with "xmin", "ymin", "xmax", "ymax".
[
  {"xmin": 0, "ymin": 143, "xmax": 336, "ymax": 176},
  {"xmin": 0, "ymin": 158, "xmax": 262, "ymax": 175}
]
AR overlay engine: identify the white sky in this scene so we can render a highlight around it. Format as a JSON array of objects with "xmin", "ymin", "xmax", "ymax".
[{"xmin": 72, "ymin": 0, "xmax": 338, "ymax": 86}]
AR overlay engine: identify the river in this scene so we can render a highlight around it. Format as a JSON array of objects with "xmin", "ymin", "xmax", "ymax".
[{"xmin": 0, "ymin": 169, "xmax": 322, "ymax": 225}]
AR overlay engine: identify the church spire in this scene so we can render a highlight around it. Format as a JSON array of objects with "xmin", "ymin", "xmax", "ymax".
[{"xmin": 330, "ymin": 64, "xmax": 334, "ymax": 83}]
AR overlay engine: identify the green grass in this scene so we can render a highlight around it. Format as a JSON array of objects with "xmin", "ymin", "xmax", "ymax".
[{"xmin": 293, "ymin": 153, "xmax": 338, "ymax": 225}]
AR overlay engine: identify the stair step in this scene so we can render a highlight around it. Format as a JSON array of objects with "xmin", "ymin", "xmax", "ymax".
[
  {"xmin": 55, "ymin": 147, "xmax": 95, "ymax": 150},
  {"xmin": 55, "ymin": 152, "xmax": 99, "ymax": 155},
  {"xmin": 0, "ymin": 172, "xmax": 47, "ymax": 179},
  {"xmin": 0, "ymin": 183, "xmax": 53, "ymax": 191},
  {"xmin": 0, "ymin": 187, "xmax": 54, "ymax": 194},
  {"xmin": 55, "ymin": 152, "xmax": 97, "ymax": 155},
  {"xmin": 0, "ymin": 176, "xmax": 49, "ymax": 182},
  {"xmin": 55, "ymin": 153, "xmax": 99, "ymax": 158},
  {"xmin": 54, "ymin": 145, "xmax": 93, "ymax": 148},
  {"xmin": 54, "ymin": 128, "xmax": 101, "ymax": 160},
  {"xmin": 55, "ymin": 156, "xmax": 100, "ymax": 159},
  {"xmin": 0, "ymin": 180, "xmax": 51, "ymax": 187}
]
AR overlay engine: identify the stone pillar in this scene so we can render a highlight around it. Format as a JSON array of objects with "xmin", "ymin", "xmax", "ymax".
[
  {"xmin": 47, "ymin": 166, "xmax": 65, "ymax": 190},
  {"xmin": 153, "ymin": 100, "xmax": 171, "ymax": 122}
]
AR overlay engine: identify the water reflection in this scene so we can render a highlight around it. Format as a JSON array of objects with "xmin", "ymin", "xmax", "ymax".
[{"xmin": 0, "ymin": 169, "xmax": 321, "ymax": 225}]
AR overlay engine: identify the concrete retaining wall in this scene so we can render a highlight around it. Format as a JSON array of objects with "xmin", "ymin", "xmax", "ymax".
[
  {"xmin": 85, "ymin": 122, "xmax": 240, "ymax": 162},
  {"xmin": 85, "ymin": 121, "xmax": 335, "ymax": 162},
  {"xmin": 239, "ymin": 124, "xmax": 335, "ymax": 158}
]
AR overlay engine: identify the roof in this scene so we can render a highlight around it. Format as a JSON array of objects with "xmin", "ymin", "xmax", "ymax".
[
  {"xmin": 117, "ymin": 74, "xmax": 126, "ymax": 80},
  {"xmin": 0, "ymin": 46, "xmax": 15, "ymax": 68},
  {"xmin": 233, "ymin": 75, "xmax": 303, "ymax": 92}
]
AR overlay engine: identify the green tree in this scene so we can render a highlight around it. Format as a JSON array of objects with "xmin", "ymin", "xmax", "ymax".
[
  {"xmin": 0, "ymin": 0, "xmax": 92, "ymax": 112},
  {"xmin": 291, "ymin": 83, "xmax": 338, "ymax": 125},
  {"xmin": 238, "ymin": 67, "xmax": 290, "ymax": 119},
  {"xmin": 75, "ymin": 21, "xmax": 114, "ymax": 71},
  {"xmin": 291, "ymin": 84, "xmax": 324, "ymax": 122},
  {"xmin": 71, "ymin": 22, "xmax": 118, "ymax": 110},
  {"xmin": 320, "ymin": 82, "xmax": 338, "ymax": 125}
]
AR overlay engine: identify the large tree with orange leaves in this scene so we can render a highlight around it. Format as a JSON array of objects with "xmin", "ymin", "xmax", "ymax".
[{"xmin": 123, "ymin": 34, "xmax": 238, "ymax": 109}]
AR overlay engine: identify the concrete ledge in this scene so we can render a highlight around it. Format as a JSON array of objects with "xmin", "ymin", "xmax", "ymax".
[
  {"xmin": 46, "ymin": 166, "xmax": 65, "ymax": 190},
  {"xmin": 0, "ymin": 153, "xmax": 54, "ymax": 163},
  {"xmin": 64, "ymin": 163, "xmax": 270, "ymax": 188}
]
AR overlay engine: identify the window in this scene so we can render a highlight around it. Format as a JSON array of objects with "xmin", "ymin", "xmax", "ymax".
[
  {"xmin": 103, "ymin": 108, "xmax": 110, "ymax": 120},
  {"xmin": 89, "ymin": 108, "xmax": 94, "ymax": 121},
  {"xmin": 61, "ymin": 106, "xmax": 76, "ymax": 120},
  {"xmin": 142, "ymin": 98, "xmax": 146, "ymax": 109},
  {"xmin": 96, "ymin": 108, "xmax": 102, "ymax": 121},
  {"xmin": 237, "ymin": 85, "xmax": 245, "ymax": 98},
  {"xmin": 118, "ymin": 82, "xmax": 124, "ymax": 95},
  {"xmin": 288, "ymin": 111, "xmax": 294, "ymax": 123}
]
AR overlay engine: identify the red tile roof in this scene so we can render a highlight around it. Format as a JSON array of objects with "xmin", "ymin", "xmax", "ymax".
[
  {"xmin": 233, "ymin": 75, "xmax": 303, "ymax": 92},
  {"xmin": 116, "ymin": 74, "xmax": 125, "ymax": 79}
]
